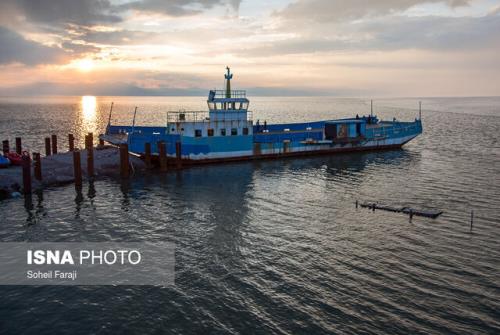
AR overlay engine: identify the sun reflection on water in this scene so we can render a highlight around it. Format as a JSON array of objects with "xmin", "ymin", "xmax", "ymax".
[
  {"xmin": 82, "ymin": 96, "xmax": 97, "ymax": 120},
  {"xmin": 79, "ymin": 96, "xmax": 99, "ymax": 145}
]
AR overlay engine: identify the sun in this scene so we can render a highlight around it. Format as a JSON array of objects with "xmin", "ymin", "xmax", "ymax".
[{"xmin": 75, "ymin": 58, "xmax": 94, "ymax": 72}]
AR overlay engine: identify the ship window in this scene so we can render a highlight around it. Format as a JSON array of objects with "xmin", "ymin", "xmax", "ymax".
[
  {"xmin": 243, "ymin": 127, "xmax": 249, "ymax": 135},
  {"xmin": 181, "ymin": 128, "xmax": 184, "ymax": 131},
  {"xmin": 195, "ymin": 129, "xmax": 202, "ymax": 137},
  {"xmin": 171, "ymin": 128, "xmax": 175, "ymax": 132},
  {"xmin": 220, "ymin": 129, "xmax": 226, "ymax": 136},
  {"xmin": 231, "ymin": 128, "xmax": 238, "ymax": 136},
  {"xmin": 208, "ymin": 129, "xmax": 214, "ymax": 137}
]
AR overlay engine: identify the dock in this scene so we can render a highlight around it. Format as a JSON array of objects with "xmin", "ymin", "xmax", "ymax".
[{"xmin": 0, "ymin": 134, "xmax": 146, "ymax": 199}]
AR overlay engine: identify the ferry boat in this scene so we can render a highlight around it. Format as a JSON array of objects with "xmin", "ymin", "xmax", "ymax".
[{"xmin": 102, "ymin": 68, "xmax": 422, "ymax": 164}]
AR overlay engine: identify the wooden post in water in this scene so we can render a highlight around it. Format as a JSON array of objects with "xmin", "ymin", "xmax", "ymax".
[
  {"xmin": 158, "ymin": 141, "xmax": 167, "ymax": 172},
  {"xmin": 33, "ymin": 152, "xmax": 42, "ymax": 181},
  {"xmin": 175, "ymin": 141, "xmax": 182, "ymax": 169},
  {"xmin": 51, "ymin": 134, "xmax": 58, "ymax": 154},
  {"xmin": 68, "ymin": 134, "xmax": 75, "ymax": 152},
  {"xmin": 2, "ymin": 140, "xmax": 9, "ymax": 155},
  {"xmin": 355, "ymin": 200, "xmax": 358, "ymax": 209},
  {"xmin": 120, "ymin": 143, "xmax": 130, "ymax": 178},
  {"xmin": 22, "ymin": 153, "xmax": 31, "ymax": 195},
  {"xmin": 15, "ymin": 137, "xmax": 22, "ymax": 154},
  {"xmin": 73, "ymin": 150, "xmax": 82, "ymax": 189},
  {"xmin": 144, "ymin": 142, "xmax": 152, "ymax": 169},
  {"xmin": 470, "ymin": 210, "xmax": 474, "ymax": 233},
  {"xmin": 86, "ymin": 134, "xmax": 94, "ymax": 177},
  {"xmin": 87, "ymin": 132, "xmax": 93, "ymax": 147},
  {"xmin": 44, "ymin": 137, "xmax": 51, "ymax": 156}
]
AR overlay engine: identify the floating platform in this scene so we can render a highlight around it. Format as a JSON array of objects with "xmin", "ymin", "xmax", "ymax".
[{"xmin": 360, "ymin": 202, "xmax": 443, "ymax": 218}]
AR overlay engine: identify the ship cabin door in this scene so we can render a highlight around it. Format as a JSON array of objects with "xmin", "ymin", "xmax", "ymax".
[{"xmin": 324, "ymin": 124, "xmax": 337, "ymax": 140}]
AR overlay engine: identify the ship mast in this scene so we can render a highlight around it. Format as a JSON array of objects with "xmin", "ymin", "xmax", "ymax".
[{"xmin": 225, "ymin": 66, "xmax": 233, "ymax": 99}]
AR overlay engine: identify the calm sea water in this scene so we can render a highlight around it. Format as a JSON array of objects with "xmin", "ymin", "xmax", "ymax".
[{"xmin": 0, "ymin": 96, "xmax": 499, "ymax": 334}]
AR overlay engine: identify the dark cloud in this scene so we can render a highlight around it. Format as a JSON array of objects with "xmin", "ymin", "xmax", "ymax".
[
  {"xmin": 235, "ymin": 14, "xmax": 500, "ymax": 56},
  {"xmin": 0, "ymin": 26, "xmax": 67, "ymax": 65},
  {"xmin": 365, "ymin": 15, "xmax": 500, "ymax": 50},
  {"xmin": 0, "ymin": 0, "xmax": 241, "ymax": 28},
  {"xmin": 276, "ymin": 0, "xmax": 472, "ymax": 23},
  {"xmin": 0, "ymin": 0, "xmax": 241, "ymax": 53},
  {"xmin": 0, "ymin": 0, "xmax": 121, "ymax": 27},
  {"xmin": 120, "ymin": 0, "xmax": 241, "ymax": 16}
]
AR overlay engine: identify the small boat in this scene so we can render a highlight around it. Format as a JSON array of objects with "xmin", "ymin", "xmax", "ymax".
[
  {"xmin": 5, "ymin": 152, "xmax": 26, "ymax": 166},
  {"xmin": 0, "ymin": 155, "xmax": 10, "ymax": 168}
]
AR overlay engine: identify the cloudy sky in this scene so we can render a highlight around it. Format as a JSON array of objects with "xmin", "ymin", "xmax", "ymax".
[{"xmin": 0, "ymin": 0, "xmax": 499, "ymax": 96}]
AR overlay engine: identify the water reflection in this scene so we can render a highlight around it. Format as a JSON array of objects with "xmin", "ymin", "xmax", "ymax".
[
  {"xmin": 80, "ymin": 96, "xmax": 98, "ymax": 146},
  {"xmin": 81, "ymin": 96, "xmax": 97, "ymax": 120}
]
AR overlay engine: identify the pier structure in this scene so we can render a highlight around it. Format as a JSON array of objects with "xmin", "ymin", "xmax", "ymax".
[{"xmin": 0, "ymin": 133, "xmax": 145, "ymax": 198}]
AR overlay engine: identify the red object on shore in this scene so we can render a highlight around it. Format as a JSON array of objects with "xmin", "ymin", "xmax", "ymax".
[{"xmin": 6, "ymin": 151, "xmax": 28, "ymax": 166}]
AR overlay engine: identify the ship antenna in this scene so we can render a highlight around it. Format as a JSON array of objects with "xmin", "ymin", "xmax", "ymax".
[
  {"xmin": 371, "ymin": 100, "xmax": 373, "ymax": 117},
  {"xmin": 107, "ymin": 102, "xmax": 114, "ymax": 127},
  {"xmin": 419, "ymin": 101, "xmax": 422, "ymax": 120},
  {"xmin": 225, "ymin": 66, "xmax": 233, "ymax": 99},
  {"xmin": 131, "ymin": 106, "xmax": 138, "ymax": 133}
]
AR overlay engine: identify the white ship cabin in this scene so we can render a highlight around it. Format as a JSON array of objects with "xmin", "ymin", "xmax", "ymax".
[{"xmin": 166, "ymin": 67, "xmax": 253, "ymax": 138}]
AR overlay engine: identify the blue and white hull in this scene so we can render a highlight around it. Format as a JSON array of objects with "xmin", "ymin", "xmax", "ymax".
[{"xmin": 102, "ymin": 68, "xmax": 423, "ymax": 165}]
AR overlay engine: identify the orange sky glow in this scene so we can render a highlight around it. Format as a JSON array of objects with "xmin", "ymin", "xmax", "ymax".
[{"xmin": 0, "ymin": 0, "xmax": 499, "ymax": 96}]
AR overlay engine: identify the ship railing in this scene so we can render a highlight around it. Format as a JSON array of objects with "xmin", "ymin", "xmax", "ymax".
[
  {"xmin": 365, "ymin": 121, "xmax": 421, "ymax": 139},
  {"xmin": 212, "ymin": 90, "xmax": 247, "ymax": 98},
  {"xmin": 167, "ymin": 110, "xmax": 253, "ymax": 123}
]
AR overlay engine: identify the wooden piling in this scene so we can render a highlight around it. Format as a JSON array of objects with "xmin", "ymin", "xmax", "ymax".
[
  {"xmin": 68, "ymin": 134, "xmax": 75, "ymax": 152},
  {"xmin": 355, "ymin": 200, "xmax": 358, "ymax": 209},
  {"xmin": 144, "ymin": 142, "xmax": 152, "ymax": 169},
  {"xmin": 51, "ymin": 134, "xmax": 58, "ymax": 154},
  {"xmin": 158, "ymin": 141, "xmax": 167, "ymax": 172},
  {"xmin": 87, "ymin": 132, "xmax": 93, "ymax": 146},
  {"xmin": 33, "ymin": 152, "xmax": 42, "ymax": 181},
  {"xmin": 22, "ymin": 153, "xmax": 31, "ymax": 195},
  {"xmin": 86, "ymin": 134, "xmax": 94, "ymax": 177},
  {"xmin": 409, "ymin": 209, "xmax": 414, "ymax": 223},
  {"xmin": 470, "ymin": 210, "xmax": 474, "ymax": 232},
  {"xmin": 44, "ymin": 137, "xmax": 51, "ymax": 156},
  {"xmin": 73, "ymin": 150, "xmax": 82, "ymax": 189},
  {"xmin": 2, "ymin": 140, "xmax": 9, "ymax": 155},
  {"xmin": 175, "ymin": 141, "xmax": 182, "ymax": 169},
  {"xmin": 15, "ymin": 137, "xmax": 22, "ymax": 155},
  {"xmin": 120, "ymin": 143, "xmax": 130, "ymax": 178}
]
